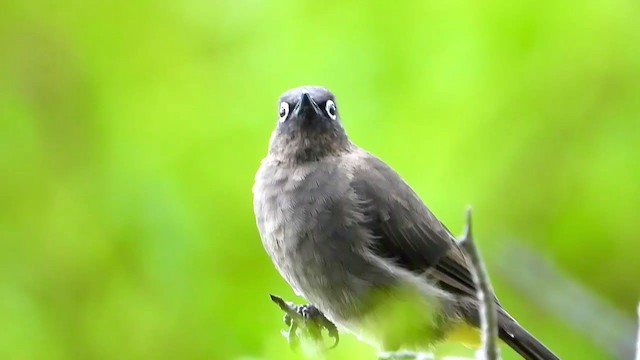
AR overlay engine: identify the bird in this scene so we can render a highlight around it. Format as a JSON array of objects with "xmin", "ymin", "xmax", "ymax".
[{"xmin": 252, "ymin": 85, "xmax": 559, "ymax": 360}]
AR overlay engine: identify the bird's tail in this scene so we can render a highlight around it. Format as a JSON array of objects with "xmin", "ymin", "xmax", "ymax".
[{"xmin": 498, "ymin": 312, "xmax": 559, "ymax": 360}]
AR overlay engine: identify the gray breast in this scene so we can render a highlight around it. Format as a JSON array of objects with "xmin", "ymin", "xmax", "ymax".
[{"xmin": 253, "ymin": 157, "xmax": 387, "ymax": 321}]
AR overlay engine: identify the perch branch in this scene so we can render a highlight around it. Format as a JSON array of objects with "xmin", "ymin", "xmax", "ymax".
[
  {"xmin": 377, "ymin": 351, "xmax": 434, "ymax": 359},
  {"xmin": 459, "ymin": 207, "xmax": 500, "ymax": 360},
  {"xmin": 636, "ymin": 302, "xmax": 640, "ymax": 360}
]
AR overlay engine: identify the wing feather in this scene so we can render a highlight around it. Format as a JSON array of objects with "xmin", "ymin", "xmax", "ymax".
[{"xmin": 350, "ymin": 151, "xmax": 479, "ymax": 299}]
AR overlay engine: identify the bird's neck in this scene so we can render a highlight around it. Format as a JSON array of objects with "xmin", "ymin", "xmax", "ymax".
[{"xmin": 268, "ymin": 131, "xmax": 353, "ymax": 163}]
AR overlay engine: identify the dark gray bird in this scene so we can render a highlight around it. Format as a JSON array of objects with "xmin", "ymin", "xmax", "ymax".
[{"xmin": 253, "ymin": 86, "xmax": 559, "ymax": 360}]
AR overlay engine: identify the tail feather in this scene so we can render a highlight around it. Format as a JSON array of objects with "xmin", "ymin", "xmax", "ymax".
[{"xmin": 498, "ymin": 313, "xmax": 559, "ymax": 360}]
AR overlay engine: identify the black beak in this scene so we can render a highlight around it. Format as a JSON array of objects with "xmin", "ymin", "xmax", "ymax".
[{"xmin": 294, "ymin": 92, "xmax": 322, "ymax": 118}]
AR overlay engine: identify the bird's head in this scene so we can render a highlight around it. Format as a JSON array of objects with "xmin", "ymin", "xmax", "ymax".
[{"xmin": 268, "ymin": 86, "xmax": 351, "ymax": 163}]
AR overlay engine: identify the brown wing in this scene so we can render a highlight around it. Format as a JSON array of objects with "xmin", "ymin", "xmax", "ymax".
[{"xmin": 350, "ymin": 151, "xmax": 478, "ymax": 299}]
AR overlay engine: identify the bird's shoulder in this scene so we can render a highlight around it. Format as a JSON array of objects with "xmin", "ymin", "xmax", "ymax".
[
  {"xmin": 341, "ymin": 149, "xmax": 453, "ymax": 262},
  {"xmin": 342, "ymin": 148, "xmax": 433, "ymax": 217}
]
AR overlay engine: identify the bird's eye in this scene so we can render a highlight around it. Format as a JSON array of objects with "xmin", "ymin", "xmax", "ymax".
[
  {"xmin": 278, "ymin": 102, "xmax": 289, "ymax": 122},
  {"xmin": 325, "ymin": 100, "xmax": 337, "ymax": 120}
]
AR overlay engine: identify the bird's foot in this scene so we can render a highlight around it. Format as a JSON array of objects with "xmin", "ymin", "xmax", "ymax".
[{"xmin": 269, "ymin": 294, "xmax": 339, "ymax": 352}]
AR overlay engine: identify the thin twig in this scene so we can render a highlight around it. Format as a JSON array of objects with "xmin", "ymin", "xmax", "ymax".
[
  {"xmin": 635, "ymin": 302, "xmax": 640, "ymax": 360},
  {"xmin": 459, "ymin": 207, "xmax": 500, "ymax": 360},
  {"xmin": 377, "ymin": 351, "xmax": 434, "ymax": 359}
]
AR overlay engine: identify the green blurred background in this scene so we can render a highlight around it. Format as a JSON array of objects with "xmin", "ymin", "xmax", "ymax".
[{"xmin": 1, "ymin": 1, "xmax": 639, "ymax": 359}]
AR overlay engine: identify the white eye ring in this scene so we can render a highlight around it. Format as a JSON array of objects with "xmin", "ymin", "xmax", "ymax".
[
  {"xmin": 278, "ymin": 102, "xmax": 289, "ymax": 122},
  {"xmin": 325, "ymin": 99, "xmax": 337, "ymax": 120}
]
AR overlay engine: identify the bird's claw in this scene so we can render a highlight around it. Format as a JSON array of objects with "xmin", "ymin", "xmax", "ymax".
[{"xmin": 270, "ymin": 294, "xmax": 340, "ymax": 351}]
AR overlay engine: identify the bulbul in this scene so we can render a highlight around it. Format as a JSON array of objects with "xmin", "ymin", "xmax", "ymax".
[{"xmin": 253, "ymin": 86, "xmax": 559, "ymax": 360}]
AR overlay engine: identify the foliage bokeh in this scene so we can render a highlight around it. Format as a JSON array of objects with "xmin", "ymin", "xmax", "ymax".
[{"xmin": 1, "ymin": 1, "xmax": 639, "ymax": 359}]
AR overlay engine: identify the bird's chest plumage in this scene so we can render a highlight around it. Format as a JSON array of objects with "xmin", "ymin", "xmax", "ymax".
[{"xmin": 253, "ymin": 158, "xmax": 369, "ymax": 319}]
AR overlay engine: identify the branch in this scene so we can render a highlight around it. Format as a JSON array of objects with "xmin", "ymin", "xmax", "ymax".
[
  {"xmin": 636, "ymin": 302, "xmax": 640, "ymax": 360},
  {"xmin": 377, "ymin": 351, "xmax": 434, "ymax": 359},
  {"xmin": 459, "ymin": 207, "xmax": 500, "ymax": 360}
]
